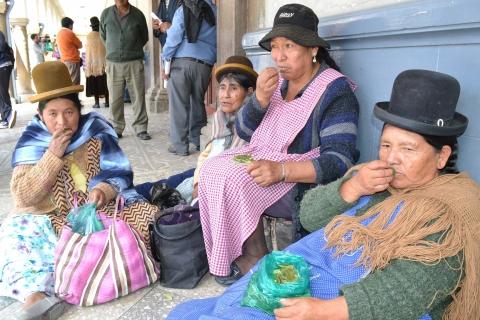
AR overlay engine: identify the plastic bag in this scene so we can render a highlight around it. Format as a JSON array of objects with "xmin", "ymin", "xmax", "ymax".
[
  {"xmin": 241, "ymin": 251, "xmax": 311, "ymax": 314},
  {"xmin": 66, "ymin": 203, "xmax": 104, "ymax": 236}
]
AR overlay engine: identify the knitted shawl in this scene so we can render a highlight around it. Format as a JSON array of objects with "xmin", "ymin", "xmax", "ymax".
[
  {"xmin": 11, "ymin": 112, "xmax": 135, "ymax": 195},
  {"xmin": 325, "ymin": 172, "xmax": 480, "ymax": 319}
]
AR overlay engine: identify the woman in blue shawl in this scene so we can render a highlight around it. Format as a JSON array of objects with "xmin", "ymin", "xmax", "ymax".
[{"xmin": 0, "ymin": 61, "xmax": 158, "ymax": 319}]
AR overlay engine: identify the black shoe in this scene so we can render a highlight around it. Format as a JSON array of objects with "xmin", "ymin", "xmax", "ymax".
[
  {"xmin": 137, "ymin": 131, "xmax": 151, "ymax": 140},
  {"xmin": 92, "ymin": 103, "xmax": 100, "ymax": 108},
  {"xmin": 214, "ymin": 262, "xmax": 243, "ymax": 286},
  {"xmin": 116, "ymin": 132, "xmax": 123, "ymax": 139},
  {"xmin": 168, "ymin": 145, "xmax": 189, "ymax": 156},
  {"xmin": 195, "ymin": 144, "xmax": 201, "ymax": 151}
]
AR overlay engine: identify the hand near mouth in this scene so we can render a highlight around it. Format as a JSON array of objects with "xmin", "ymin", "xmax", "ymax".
[
  {"xmin": 48, "ymin": 127, "xmax": 74, "ymax": 158},
  {"xmin": 339, "ymin": 160, "xmax": 395, "ymax": 203},
  {"xmin": 255, "ymin": 67, "xmax": 279, "ymax": 108}
]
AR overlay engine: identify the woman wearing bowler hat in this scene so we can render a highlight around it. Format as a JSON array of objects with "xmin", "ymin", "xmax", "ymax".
[
  {"xmin": 134, "ymin": 55, "xmax": 258, "ymax": 204},
  {"xmin": 169, "ymin": 69, "xmax": 479, "ymax": 320},
  {"xmin": 0, "ymin": 61, "xmax": 159, "ymax": 319},
  {"xmin": 199, "ymin": 3, "xmax": 360, "ymax": 286}
]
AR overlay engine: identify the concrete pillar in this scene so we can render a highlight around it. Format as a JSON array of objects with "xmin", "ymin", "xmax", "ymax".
[
  {"xmin": 217, "ymin": 0, "xmax": 247, "ymax": 65},
  {"xmin": 10, "ymin": 17, "xmax": 33, "ymax": 101},
  {"xmin": 145, "ymin": 0, "xmax": 169, "ymax": 113}
]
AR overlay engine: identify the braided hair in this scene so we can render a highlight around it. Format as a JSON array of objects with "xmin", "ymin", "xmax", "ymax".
[{"xmin": 316, "ymin": 47, "xmax": 341, "ymax": 72}]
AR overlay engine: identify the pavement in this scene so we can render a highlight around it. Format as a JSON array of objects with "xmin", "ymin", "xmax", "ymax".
[{"xmin": 0, "ymin": 96, "xmax": 226, "ymax": 319}]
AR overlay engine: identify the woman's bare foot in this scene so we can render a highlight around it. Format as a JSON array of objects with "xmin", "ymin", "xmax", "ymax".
[{"xmin": 23, "ymin": 292, "xmax": 46, "ymax": 309}]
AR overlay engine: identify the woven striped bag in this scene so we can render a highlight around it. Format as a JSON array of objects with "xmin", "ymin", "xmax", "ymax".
[{"xmin": 54, "ymin": 196, "xmax": 159, "ymax": 306}]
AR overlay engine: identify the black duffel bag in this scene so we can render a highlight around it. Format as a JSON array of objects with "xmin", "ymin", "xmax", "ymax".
[{"xmin": 150, "ymin": 203, "xmax": 209, "ymax": 289}]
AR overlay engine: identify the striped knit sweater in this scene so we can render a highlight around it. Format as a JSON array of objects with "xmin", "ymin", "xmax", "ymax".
[
  {"xmin": 236, "ymin": 64, "xmax": 359, "ymax": 186},
  {"xmin": 236, "ymin": 64, "xmax": 359, "ymax": 238}
]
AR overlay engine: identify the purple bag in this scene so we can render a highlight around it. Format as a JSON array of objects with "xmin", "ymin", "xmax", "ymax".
[{"xmin": 54, "ymin": 197, "xmax": 159, "ymax": 306}]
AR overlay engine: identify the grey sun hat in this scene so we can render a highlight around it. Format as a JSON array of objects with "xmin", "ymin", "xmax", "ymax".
[{"xmin": 258, "ymin": 3, "xmax": 330, "ymax": 51}]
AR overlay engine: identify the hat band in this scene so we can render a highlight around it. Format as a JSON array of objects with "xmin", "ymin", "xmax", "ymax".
[{"xmin": 419, "ymin": 116, "xmax": 452, "ymax": 128}]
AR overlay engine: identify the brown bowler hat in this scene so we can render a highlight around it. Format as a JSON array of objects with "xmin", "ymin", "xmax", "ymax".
[
  {"xmin": 30, "ymin": 61, "xmax": 84, "ymax": 103},
  {"xmin": 215, "ymin": 55, "xmax": 258, "ymax": 87}
]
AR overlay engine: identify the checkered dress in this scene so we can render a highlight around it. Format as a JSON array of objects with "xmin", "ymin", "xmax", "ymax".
[{"xmin": 198, "ymin": 68, "xmax": 346, "ymax": 276}]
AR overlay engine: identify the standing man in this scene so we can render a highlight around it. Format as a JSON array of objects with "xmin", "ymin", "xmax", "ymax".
[
  {"xmin": 152, "ymin": 0, "xmax": 182, "ymax": 47},
  {"xmin": 29, "ymin": 34, "xmax": 45, "ymax": 68},
  {"xmin": 56, "ymin": 17, "xmax": 82, "ymax": 85},
  {"xmin": 162, "ymin": 0, "xmax": 217, "ymax": 156},
  {"xmin": 100, "ymin": 0, "xmax": 151, "ymax": 140},
  {"xmin": 0, "ymin": 31, "xmax": 15, "ymax": 129}
]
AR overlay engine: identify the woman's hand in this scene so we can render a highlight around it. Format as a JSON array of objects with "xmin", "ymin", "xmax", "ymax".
[
  {"xmin": 192, "ymin": 183, "xmax": 198, "ymax": 200},
  {"xmin": 247, "ymin": 160, "xmax": 283, "ymax": 187},
  {"xmin": 256, "ymin": 67, "xmax": 279, "ymax": 108},
  {"xmin": 48, "ymin": 127, "xmax": 74, "ymax": 158},
  {"xmin": 340, "ymin": 160, "xmax": 394, "ymax": 203},
  {"xmin": 274, "ymin": 297, "xmax": 349, "ymax": 320},
  {"xmin": 88, "ymin": 188, "xmax": 107, "ymax": 209}
]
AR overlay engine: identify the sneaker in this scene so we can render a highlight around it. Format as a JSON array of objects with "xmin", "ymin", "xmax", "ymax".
[
  {"xmin": 92, "ymin": 103, "xmax": 100, "ymax": 108},
  {"xmin": 136, "ymin": 131, "xmax": 151, "ymax": 140},
  {"xmin": 7, "ymin": 109, "xmax": 16, "ymax": 128},
  {"xmin": 0, "ymin": 120, "xmax": 7, "ymax": 129}
]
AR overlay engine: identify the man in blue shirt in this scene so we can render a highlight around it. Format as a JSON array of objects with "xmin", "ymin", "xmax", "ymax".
[{"xmin": 161, "ymin": 0, "xmax": 216, "ymax": 156}]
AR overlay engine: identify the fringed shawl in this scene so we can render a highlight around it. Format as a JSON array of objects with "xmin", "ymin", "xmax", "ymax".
[
  {"xmin": 85, "ymin": 31, "xmax": 106, "ymax": 77},
  {"xmin": 209, "ymin": 109, "xmax": 245, "ymax": 150},
  {"xmin": 325, "ymin": 172, "xmax": 480, "ymax": 319}
]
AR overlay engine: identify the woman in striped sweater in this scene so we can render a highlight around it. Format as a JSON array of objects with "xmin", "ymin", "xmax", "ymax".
[{"xmin": 198, "ymin": 3, "xmax": 360, "ymax": 286}]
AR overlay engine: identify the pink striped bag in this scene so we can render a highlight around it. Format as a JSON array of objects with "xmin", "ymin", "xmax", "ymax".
[{"xmin": 54, "ymin": 197, "xmax": 159, "ymax": 306}]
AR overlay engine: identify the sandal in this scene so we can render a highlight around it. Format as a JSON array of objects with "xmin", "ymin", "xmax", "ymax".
[
  {"xmin": 17, "ymin": 296, "xmax": 69, "ymax": 320},
  {"xmin": 214, "ymin": 262, "xmax": 244, "ymax": 286}
]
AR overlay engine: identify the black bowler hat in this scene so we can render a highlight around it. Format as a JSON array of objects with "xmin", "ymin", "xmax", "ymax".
[
  {"xmin": 258, "ymin": 3, "xmax": 330, "ymax": 51},
  {"xmin": 374, "ymin": 70, "xmax": 468, "ymax": 137}
]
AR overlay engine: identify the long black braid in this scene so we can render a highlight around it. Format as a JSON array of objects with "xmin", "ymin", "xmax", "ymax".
[{"xmin": 316, "ymin": 47, "xmax": 341, "ymax": 72}]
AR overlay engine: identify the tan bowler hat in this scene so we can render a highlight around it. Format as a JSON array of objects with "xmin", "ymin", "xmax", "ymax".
[
  {"xmin": 215, "ymin": 55, "xmax": 258, "ymax": 87},
  {"xmin": 30, "ymin": 61, "xmax": 84, "ymax": 103}
]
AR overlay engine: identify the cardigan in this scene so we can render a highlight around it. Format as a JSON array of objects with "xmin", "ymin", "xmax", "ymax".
[
  {"xmin": 100, "ymin": 4, "xmax": 148, "ymax": 62},
  {"xmin": 300, "ymin": 176, "xmax": 463, "ymax": 320}
]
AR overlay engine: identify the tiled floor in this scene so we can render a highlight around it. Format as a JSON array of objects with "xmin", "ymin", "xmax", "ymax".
[{"xmin": 0, "ymin": 98, "xmax": 226, "ymax": 319}]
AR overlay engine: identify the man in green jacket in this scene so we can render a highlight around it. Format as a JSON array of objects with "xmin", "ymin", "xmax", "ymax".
[{"xmin": 100, "ymin": 0, "xmax": 151, "ymax": 140}]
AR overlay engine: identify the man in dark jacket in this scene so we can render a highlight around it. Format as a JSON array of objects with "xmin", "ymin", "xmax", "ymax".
[
  {"xmin": 0, "ymin": 31, "xmax": 16, "ymax": 129},
  {"xmin": 152, "ymin": 0, "xmax": 183, "ymax": 47}
]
